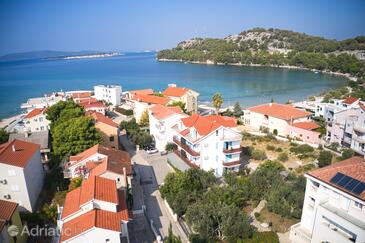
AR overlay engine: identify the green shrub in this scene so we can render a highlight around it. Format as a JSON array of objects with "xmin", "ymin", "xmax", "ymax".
[
  {"xmin": 252, "ymin": 149, "xmax": 267, "ymax": 160},
  {"xmin": 318, "ymin": 151, "xmax": 333, "ymax": 167},
  {"xmin": 266, "ymin": 145, "xmax": 276, "ymax": 151},
  {"xmin": 165, "ymin": 142, "xmax": 175, "ymax": 152},
  {"xmin": 278, "ymin": 152, "xmax": 289, "ymax": 162},
  {"xmin": 254, "ymin": 212, "xmax": 260, "ymax": 218},
  {"xmin": 273, "ymin": 129, "xmax": 278, "ymax": 136},
  {"xmin": 339, "ymin": 149, "xmax": 355, "ymax": 160},
  {"xmin": 275, "ymin": 147, "xmax": 283, "ymax": 152},
  {"xmin": 290, "ymin": 144, "xmax": 314, "ymax": 154}
]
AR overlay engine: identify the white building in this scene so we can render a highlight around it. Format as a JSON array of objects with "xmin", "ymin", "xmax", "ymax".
[
  {"xmin": 63, "ymin": 144, "xmax": 132, "ymax": 189},
  {"xmin": 162, "ymin": 84, "xmax": 199, "ymax": 113},
  {"xmin": 172, "ymin": 114, "xmax": 242, "ymax": 176},
  {"xmin": 23, "ymin": 108, "xmax": 50, "ymax": 133},
  {"xmin": 58, "ymin": 176, "xmax": 129, "ymax": 243},
  {"xmin": 0, "ymin": 139, "xmax": 44, "ymax": 212},
  {"xmin": 130, "ymin": 92, "xmax": 170, "ymax": 122},
  {"xmin": 20, "ymin": 92, "xmax": 65, "ymax": 112},
  {"xmin": 94, "ymin": 85, "xmax": 122, "ymax": 106},
  {"xmin": 149, "ymin": 104, "xmax": 188, "ymax": 151},
  {"xmin": 290, "ymin": 156, "xmax": 365, "ymax": 243}
]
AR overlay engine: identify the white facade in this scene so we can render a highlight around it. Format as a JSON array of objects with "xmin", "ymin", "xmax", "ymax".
[
  {"xmin": 24, "ymin": 111, "xmax": 50, "ymax": 133},
  {"xmin": 172, "ymin": 119, "xmax": 242, "ymax": 176},
  {"xmin": 290, "ymin": 174, "xmax": 365, "ymax": 243},
  {"xmin": 20, "ymin": 93, "xmax": 65, "ymax": 112},
  {"xmin": 149, "ymin": 108, "xmax": 188, "ymax": 151},
  {"xmin": 61, "ymin": 227, "xmax": 125, "ymax": 243},
  {"xmin": 94, "ymin": 85, "xmax": 122, "ymax": 106},
  {"xmin": 0, "ymin": 150, "xmax": 44, "ymax": 212}
]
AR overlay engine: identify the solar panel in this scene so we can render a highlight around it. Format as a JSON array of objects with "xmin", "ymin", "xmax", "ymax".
[
  {"xmin": 330, "ymin": 173, "xmax": 344, "ymax": 184},
  {"xmin": 352, "ymin": 182, "xmax": 365, "ymax": 195},
  {"xmin": 337, "ymin": 175, "xmax": 352, "ymax": 187},
  {"xmin": 345, "ymin": 179, "xmax": 361, "ymax": 191}
]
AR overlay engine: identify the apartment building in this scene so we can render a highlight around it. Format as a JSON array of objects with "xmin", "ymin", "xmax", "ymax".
[
  {"xmin": 149, "ymin": 104, "xmax": 188, "ymax": 151},
  {"xmin": 94, "ymin": 85, "xmax": 122, "ymax": 106},
  {"xmin": 66, "ymin": 91, "xmax": 93, "ymax": 104},
  {"xmin": 63, "ymin": 144, "xmax": 132, "ymax": 189},
  {"xmin": 79, "ymin": 100, "xmax": 107, "ymax": 115},
  {"xmin": 20, "ymin": 92, "xmax": 65, "ymax": 112},
  {"xmin": 290, "ymin": 156, "xmax": 365, "ymax": 243},
  {"xmin": 0, "ymin": 139, "xmax": 44, "ymax": 212},
  {"xmin": 326, "ymin": 105, "xmax": 365, "ymax": 156},
  {"xmin": 23, "ymin": 108, "xmax": 50, "ymax": 132},
  {"xmin": 0, "ymin": 200, "xmax": 27, "ymax": 243},
  {"xmin": 130, "ymin": 92, "xmax": 170, "ymax": 122},
  {"xmin": 172, "ymin": 114, "xmax": 242, "ymax": 176},
  {"xmin": 86, "ymin": 111, "xmax": 120, "ymax": 148},
  {"xmin": 57, "ymin": 176, "xmax": 129, "ymax": 243},
  {"xmin": 162, "ymin": 84, "xmax": 199, "ymax": 113}
]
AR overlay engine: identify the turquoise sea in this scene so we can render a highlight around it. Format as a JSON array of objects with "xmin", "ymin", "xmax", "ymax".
[{"xmin": 0, "ymin": 52, "xmax": 346, "ymax": 119}]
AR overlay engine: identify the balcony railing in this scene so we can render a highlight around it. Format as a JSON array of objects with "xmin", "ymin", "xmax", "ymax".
[
  {"xmin": 223, "ymin": 147, "xmax": 242, "ymax": 154},
  {"xmin": 174, "ymin": 150, "xmax": 199, "ymax": 168},
  {"xmin": 173, "ymin": 137, "xmax": 200, "ymax": 156},
  {"xmin": 222, "ymin": 160, "xmax": 241, "ymax": 167}
]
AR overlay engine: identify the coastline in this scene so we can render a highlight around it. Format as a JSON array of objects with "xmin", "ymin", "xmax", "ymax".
[{"xmin": 157, "ymin": 58, "xmax": 358, "ymax": 81}]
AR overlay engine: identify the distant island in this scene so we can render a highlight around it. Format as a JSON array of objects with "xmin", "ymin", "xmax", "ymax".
[
  {"xmin": 0, "ymin": 50, "xmax": 121, "ymax": 61},
  {"xmin": 157, "ymin": 28, "xmax": 365, "ymax": 80}
]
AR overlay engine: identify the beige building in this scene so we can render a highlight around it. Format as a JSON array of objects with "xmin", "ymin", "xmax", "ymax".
[
  {"xmin": 23, "ymin": 108, "xmax": 50, "ymax": 133},
  {"xmin": 163, "ymin": 84, "xmax": 199, "ymax": 113}
]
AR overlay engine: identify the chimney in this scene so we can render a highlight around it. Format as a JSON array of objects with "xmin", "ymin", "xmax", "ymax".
[
  {"xmin": 269, "ymin": 103, "xmax": 272, "ymax": 107},
  {"xmin": 12, "ymin": 144, "xmax": 16, "ymax": 152},
  {"xmin": 24, "ymin": 131, "xmax": 29, "ymax": 138}
]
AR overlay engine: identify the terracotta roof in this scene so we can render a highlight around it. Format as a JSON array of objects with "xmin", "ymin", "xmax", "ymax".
[
  {"xmin": 0, "ymin": 139, "xmax": 40, "ymax": 168},
  {"xmin": 132, "ymin": 94, "xmax": 169, "ymax": 105},
  {"xmin": 0, "ymin": 199, "xmax": 17, "ymax": 224},
  {"xmin": 69, "ymin": 144, "xmax": 100, "ymax": 165},
  {"xmin": 80, "ymin": 101, "xmax": 106, "ymax": 109},
  {"xmin": 70, "ymin": 92, "xmax": 92, "ymax": 99},
  {"xmin": 206, "ymin": 115, "xmax": 237, "ymax": 127},
  {"xmin": 163, "ymin": 87, "xmax": 189, "ymax": 97},
  {"xmin": 181, "ymin": 114, "xmax": 235, "ymax": 137},
  {"xmin": 89, "ymin": 150, "xmax": 132, "ymax": 177},
  {"xmin": 86, "ymin": 111, "xmax": 118, "ymax": 128},
  {"xmin": 78, "ymin": 97, "xmax": 97, "ymax": 106},
  {"xmin": 308, "ymin": 156, "xmax": 365, "ymax": 201},
  {"xmin": 25, "ymin": 108, "xmax": 47, "ymax": 119},
  {"xmin": 291, "ymin": 121, "xmax": 320, "ymax": 131},
  {"xmin": 129, "ymin": 89, "xmax": 154, "ymax": 96},
  {"xmin": 62, "ymin": 176, "xmax": 118, "ymax": 219},
  {"xmin": 248, "ymin": 103, "xmax": 312, "ymax": 120},
  {"xmin": 150, "ymin": 104, "xmax": 184, "ymax": 120},
  {"xmin": 343, "ymin": 97, "xmax": 359, "ymax": 105}
]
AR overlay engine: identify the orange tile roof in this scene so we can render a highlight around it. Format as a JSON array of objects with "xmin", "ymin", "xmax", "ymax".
[
  {"xmin": 181, "ymin": 114, "xmax": 235, "ymax": 137},
  {"xmin": 0, "ymin": 139, "xmax": 40, "ymax": 168},
  {"xmin": 89, "ymin": 150, "xmax": 132, "ymax": 177},
  {"xmin": 86, "ymin": 110, "xmax": 118, "ymax": 128},
  {"xmin": 308, "ymin": 156, "xmax": 365, "ymax": 201},
  {"xmin": 343, "ymin": 97, "xmax": 359, "ymax": 105},
  {"xmin": 129, "ymin": 89, "xmax": 154, "ymax": 96},
  {"xmin": 69, "ymin": 144, "xmax": 100, "ymax": 164},
  {"xmin": 0, "ymin": 199, "xmax": 17, "ymax": 221},
  {"xmin": 79, "ymin": 176, "xmax": 118, "ymax": 206},
  {"xmin": 70, "ymin": 92, "xmax": 92, "ymax": 99},
  {"xmin": 206, "ymin": 115, "xmax": 237, "ymax": 127},
  {"xmin": 78, "ymin": 97, "xmax": 97, "ymax": 106},
  {"xmin": 248, "ymin": 103, "xmax": 312, "ymax": 120},
  {"xmin": 132, "ymin": 94, "xmax": 170, "ymax": 105},
  {"xmin": 291, "ymin": 121, "xmax": 320, "ymax": 131},
  {"xmin": 150, "ymin": 104, "xmax": 184, "ymax": 120},
  {"xmin": 25, "ymin": 108, "xmax": 47, "ymax": 119},
  {"xmin": 81, "ymin": 101, "xmax": 106, "ymax": 109},
  {"xmin": 163, "ymin": 87, "xmax": 189, "ymax": 97},
  {"xmin": 61, "ymin": 187, "xmax": 81, "ymax": 219}
]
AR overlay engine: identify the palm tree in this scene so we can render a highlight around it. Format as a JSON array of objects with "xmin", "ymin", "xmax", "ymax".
[{"xmin": 212, "ymin": 92, "xmax": 223, "ymax": 115}]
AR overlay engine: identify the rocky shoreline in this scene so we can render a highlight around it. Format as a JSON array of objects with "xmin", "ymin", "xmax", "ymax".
[{"xmin": 157, "ymin": 58, "xmax": 357, "ymax": 81}]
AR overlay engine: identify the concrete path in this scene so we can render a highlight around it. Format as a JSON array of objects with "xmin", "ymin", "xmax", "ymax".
[
  {"xmin": 121, "ymin": 135, "xmax": 188, "ymax": 242},
  {"xmin": 250, "ymin": 200, "xmax": 271, "ymax": 232},
  {"xmin": 277, "ymin": 231, "xmax": 291, "ymax": 243}
]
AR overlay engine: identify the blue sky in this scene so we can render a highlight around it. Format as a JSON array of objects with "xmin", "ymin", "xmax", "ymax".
[{"xmin": 0, "ymin": 0, "xmax": 364, "ymax": 55}]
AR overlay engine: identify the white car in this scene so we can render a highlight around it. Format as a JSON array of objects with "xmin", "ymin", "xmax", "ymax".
[{"xmin": 147, "ymin": 148, "xmax": 158, "ymax": 154}]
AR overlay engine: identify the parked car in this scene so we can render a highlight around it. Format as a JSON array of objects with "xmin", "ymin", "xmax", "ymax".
[
  {"xmin": 147, "ymin": 148, "xmax": 158, "ymax": 154},
  {"xmin": 160, "ymin": 151, "xmax": 168, "ymax": 156}
]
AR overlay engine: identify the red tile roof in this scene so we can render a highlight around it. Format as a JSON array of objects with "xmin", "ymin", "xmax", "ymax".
[
  {"xmin": 62, "ymin": 176, "xmax": 118, "ymax": 219},
  {"xmin": 248, "ymin": 103, "xmax": 312, "ymax": 120},
  {"xmin": 0, "ymin": 199, "xmax": 17, "ymax": 221},
  {"xmin": 0, "ymin": 139, "xmax": 40, "ymax": 168},
  {"xmin": 291, "ymin": 121, "xmax": 320, "ymax": 131},
  {"xmin": 70, "ymin": 92, "xmax": 92, "ymax": 99},
  {"xmin": 206, "ymin": 115, "xmax": 237, "ymax": 127},
  {"xmin": 129, "ymin": 89, "xmax": 154, "ymax": 96},
  {"xmin": 181, "ymin": 114, "xmax": 236, "ymax": 137},
  {"xmin": 25, "ymin": 108, "xmax": 47, "ymax": 119},
  {"xmin": 343, "ymin": 97, "xmax": 359, "ymax": 105},
  {"xmin": 163, "ymin": 87, "xmax": 189, "ymax": 97},
  {"xmin": 69, "ymin": 144, "xmax": 100, "ymax": 164},
  {"xmin": 308, "ymin": 156, "xmax": 365, "ymax": 201},
  {"xmin": 81, "ymin": 101, "xmax": 106, "ymax": 109},
  {"xmin": 86, "ymin": 111, "xmax": 118, "ymax": 128},
  {"xmin": 150, "ymin": 104, "xmax": 184, "ymax": 120},
  {"xmin": 132, "ymin": 94, "xmax": 169, "ymax": 105}
]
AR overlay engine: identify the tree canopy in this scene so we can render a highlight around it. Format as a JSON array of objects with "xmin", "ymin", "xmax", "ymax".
[
  {"xmin": 0, "ymin": 128, "xmax": 9, "ymax": 144},
  {"xmin": 212, "ymin": 92, "xmax": 224, "ymax": 115}
]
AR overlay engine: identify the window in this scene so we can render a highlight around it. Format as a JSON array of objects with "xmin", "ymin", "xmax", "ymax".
[
  {"xmin": 39, "ymin": 117, "xmax": 43, "ymax": 122},
  {"xmin": 109, "ymin": 136, "xmax": 114, "ymax": 142},
  {"xmin": 117, "ymin": 178, "xmax": 120, "ymax": 182},
  {"xmin": 354, "ymin": 201, "xmax": 363, "ymax": 209},
  {"xmin": 216, "ymin": 143, "xmax": 219, "ymax": 149},
  {"xmin": 8, "ymin": 170, "xmax": 16, "ymax": 176},
  {"xmin": 216, "ymin": 130, "xmax": 218, "ymax": 136}
]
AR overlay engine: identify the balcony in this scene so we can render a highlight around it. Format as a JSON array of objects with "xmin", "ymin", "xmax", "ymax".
[
  {"xmin": 223, "ymin": 147, "xmax": 242, "ymax": 154},
  {"xmin": 173, "ymin": 137, "xmax": 200, "ymax": 156},
  {"xmin": 220, "ymin": 134, "xmax": 242, "ymax": 141},
  {"xmin": 223, "ymin": 160, "xmax": 241, "ymax": 167},
  {"xmin": 354, "ymin": 126, "xmax": 365, "ymax": 133},
  {"xmin": 174, "ymin": 150, "xmax": 199, "ymax": 168}
]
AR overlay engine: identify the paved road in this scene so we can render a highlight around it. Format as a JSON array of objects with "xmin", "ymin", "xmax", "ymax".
[{"xmin": 120, "ymin": 135, "xmax": 188, "ymax": 242}]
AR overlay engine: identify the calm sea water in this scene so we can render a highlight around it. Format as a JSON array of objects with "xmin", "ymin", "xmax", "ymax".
[{"xmin": 0, "ymin": 52, "xmax": 346, "ymax": 118}]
